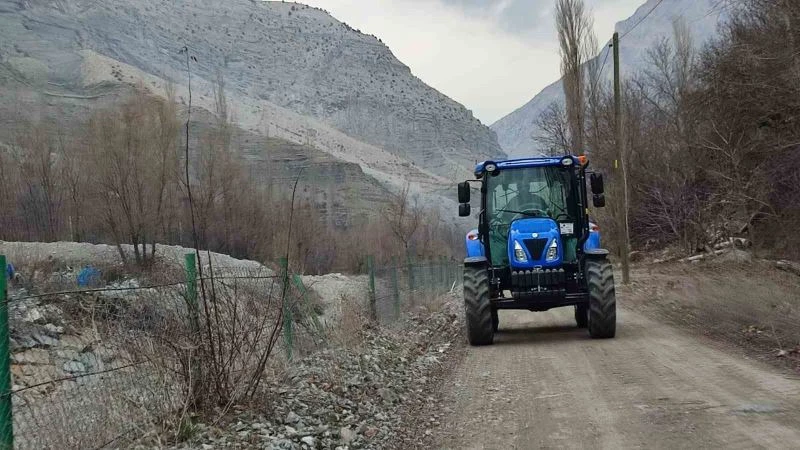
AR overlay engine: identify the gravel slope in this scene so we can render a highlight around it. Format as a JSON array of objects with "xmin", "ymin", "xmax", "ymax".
[{"xmin": 434, "ymin": 301, "xmax": 800, "ymax": 448}]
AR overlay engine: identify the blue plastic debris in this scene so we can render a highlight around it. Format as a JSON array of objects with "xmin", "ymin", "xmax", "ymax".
[
  {"xmin": 5, "ymin": 263, "xmax": 13, "ymax": 280},
  {"xmin": 77, "ymin": 266, "xmax": 101, "ymax": 287}
]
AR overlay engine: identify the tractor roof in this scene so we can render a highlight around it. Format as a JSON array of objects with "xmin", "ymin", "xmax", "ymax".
[{"xmin": 473, "ymin": 155, "xmax": 584, "ymax": 178}]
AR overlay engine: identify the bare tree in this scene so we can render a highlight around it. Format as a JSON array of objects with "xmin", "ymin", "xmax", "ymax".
[
  {"xmin": 13, "ymin": 121, "xmax": 63, "ymax": 241},
  {"xmin": 86, "ymin": 88, "xmax": 180, "ymax": 266},
  {"xmin": 556, "ymin": 0, "xmax": 596, "ymax": 155},
  {"xmin": 385, "ymin": 183, "xmax": 422, "ymax": 253},
  {"xmin": 534, "ymin": 101, "xmax": 571, "ymax": 156}
]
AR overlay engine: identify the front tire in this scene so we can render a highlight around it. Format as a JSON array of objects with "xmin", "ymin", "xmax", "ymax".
[
  {"xmin": 586, "ymin": 260, "xmax": 616, "ymax": 338},
  {"xmin": 463, "ymin": 265, "xmax": 494, "ymax": 345}
]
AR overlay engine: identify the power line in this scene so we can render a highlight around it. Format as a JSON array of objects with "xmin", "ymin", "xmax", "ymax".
[
  {"xmin": 589, "ymin": 44, "xmax": 612, "ymax": 96},
  {"xmin": 620, "ymin": 0, "xmax": 665, "ymax": 40}
]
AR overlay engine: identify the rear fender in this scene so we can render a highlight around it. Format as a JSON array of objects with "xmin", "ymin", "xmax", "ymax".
[
  {"xmin": 584, "ymin": 249, "xmax": 610, "ymax": 260},
  {"xmin": 465, "ymin": 229, "xmax": 485, "ymax": 258}
]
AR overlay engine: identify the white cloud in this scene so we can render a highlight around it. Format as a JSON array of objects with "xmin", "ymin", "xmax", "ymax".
[{"xmin": 298, "ymin": 0, "xmax": 643, "ymax": 125}]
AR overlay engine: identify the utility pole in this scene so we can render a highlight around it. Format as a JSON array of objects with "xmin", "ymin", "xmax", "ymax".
[{"xmin": 613, "ymin": 32, "xmax": 631, "ymax": 284}]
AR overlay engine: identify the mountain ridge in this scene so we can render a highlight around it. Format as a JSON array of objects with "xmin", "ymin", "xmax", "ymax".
[{"xmin": 491, "ymin": 0, "xmax": 728, "ymax": 157}]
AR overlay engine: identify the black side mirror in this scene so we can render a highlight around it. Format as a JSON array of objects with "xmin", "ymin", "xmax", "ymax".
[
  {"xmin": 593, "ymin": 193, "xmax": 606, "ymax": 208},
  {"xmin": 590, "ymin": 173, "xmax": 604, "ymax": 194},
  {"xmin": 458, "ymin": 182, "xmax": 471, "ymax": 203},
  {"xmin": 459, "ymin": 203, "xmax": 471, "ymax": 217}
]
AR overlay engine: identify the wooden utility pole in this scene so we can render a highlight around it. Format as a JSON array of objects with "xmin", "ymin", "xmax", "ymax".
[{"xmin": 613, "ymin": 32, "xmax": 631, "ymax": 284}]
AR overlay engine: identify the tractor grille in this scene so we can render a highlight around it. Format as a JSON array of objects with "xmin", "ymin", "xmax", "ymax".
[{"xmin": 523, "ymin": 238, "xmax": 548, "ymax": 260}]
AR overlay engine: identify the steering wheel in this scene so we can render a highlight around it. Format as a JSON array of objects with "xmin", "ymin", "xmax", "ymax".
[{"xmin": 503, "ymin": 201, "xmax": 549, "ymax": 222}]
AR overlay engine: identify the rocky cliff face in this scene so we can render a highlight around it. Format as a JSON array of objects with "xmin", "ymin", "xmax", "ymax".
[
  {"xmin": 0, "ymin": 0, "xmax": 503, "ymax": 177},
  {"xmin": 490, "ymin": 0, "xmax": 726, "ymax": 157}
]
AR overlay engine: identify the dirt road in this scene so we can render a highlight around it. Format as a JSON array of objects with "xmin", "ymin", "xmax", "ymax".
[{"xmin": 433, "ymin": 306, "xmax": 800, "ymax": 449}]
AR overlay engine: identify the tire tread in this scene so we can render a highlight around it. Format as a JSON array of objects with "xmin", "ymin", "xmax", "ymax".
[{"xmin": 463, "ymin": 266, "xmax": 494, "ymax": 345}]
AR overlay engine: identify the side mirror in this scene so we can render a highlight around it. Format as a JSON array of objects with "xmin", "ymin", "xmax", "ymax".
[
  {"xmin": 590, "ymin": 173, "xmax": 604, "ymax": 194},
  {"xmin": 592, "ymin": 194, "xmax": 606, "ymax": 208},
  {"xmin": 458, "ymin": 182, "xmax": 471, "ymax": 203},
  {"xmin": 459, "ymin": 203, "xmax": 471, "ymax": 217}
]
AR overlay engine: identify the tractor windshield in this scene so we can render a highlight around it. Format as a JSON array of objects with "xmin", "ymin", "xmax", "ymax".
[{"xmin": 485, "ymin": 166, "xmax": 578, "ymax": 266}]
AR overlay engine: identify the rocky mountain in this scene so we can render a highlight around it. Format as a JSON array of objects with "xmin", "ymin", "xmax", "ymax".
[
  {"xmin": 491, "ymin": 0, "xmax": 728, "ymax": 157},
  {"xmin": 0, "ymin": 0, "xmax": 502, "ymax": 179}
]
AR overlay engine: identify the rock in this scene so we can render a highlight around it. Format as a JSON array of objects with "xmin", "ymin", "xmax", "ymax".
[
  {"xmin": 715, "ymin": 248, "xmax": 752, "ymax": 264},
  {"xmin": 63, "ymin": 360, "xmax": 86, "ymax": 373},
  {"xmin": 300, "ymin": 436, "xmax": 315, "ymax": 447},
  {"xmin": 11, "ymin": 335, "xmax": 37, "ymax": 351},
  {"xmin": 59, "ymin": 334, "xmax": 92, "ymax": 349},
  {"xmin": 285, "ymin": 411, "xmax": 301, "ymax": 424},
  {"xmin": 12, "ymin": 349, "xmax": 50, "ymax": 365},
  {"xmin": 22, "ymin": 308, "xmax": 44, "ymax": 324},
  {"xmin": 268, "ymin": 439, "xmax": 298, "ymax": 450},
  {"xmin": 44, "ymin": 323, "xmax": 64, "ymax": 334},
  {"xmin": 339, "ymin": 427, "xmax": 356, "ymax": 443},
  {"xmin": 33, "ymin": 333, "xmax": 59, "ymax": 348},
  {"xmin": 377, "ymin": 387, "xmax": 398, "ymax": 404},
  {"xmin": 54, "ymin": 349, "xmax": 80, "ymax": 360}
]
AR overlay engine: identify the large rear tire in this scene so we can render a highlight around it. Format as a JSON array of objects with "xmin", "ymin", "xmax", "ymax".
[
  {"xmin": 491, "ymin": 308, "xmax": 499, "ymax": 332},
  {"xmin": 463, "ymin": 265, "xmax": 494, "ymax": 345},
  {"xmin": 586, "ymin": 260, "xmax": 616, "ymax": 339}
]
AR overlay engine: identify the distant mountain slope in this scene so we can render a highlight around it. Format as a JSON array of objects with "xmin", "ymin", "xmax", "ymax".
[
  {"xmin": 491, "ymin": 0, "xmax": 727, "ymax": 157},
  {"xmin": 0, "ymin": 0, "xmax": 503, "ymax": 175}
]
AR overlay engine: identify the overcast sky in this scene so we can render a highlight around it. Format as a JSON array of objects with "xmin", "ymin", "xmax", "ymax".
[{"xmin": 298, "ymin": 0, "xmax": 644, "ymax": 125}]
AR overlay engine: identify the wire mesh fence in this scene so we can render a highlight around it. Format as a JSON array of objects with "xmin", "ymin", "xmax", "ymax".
[
  {"xmin": 369, "ymin": 257, "xmax": 463, "ymax": 324},
  {"xmin": 0, "ymin": 252, "xmax": 320, "ymax": 449},
  {"xmin": 0, "ymin": 251, "xmax": 462, "ymax": 449}
]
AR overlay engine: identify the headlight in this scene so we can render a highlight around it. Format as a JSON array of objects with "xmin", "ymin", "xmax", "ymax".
[
  {"xmin": 514, "ymin": 241, "xmax": 527, "ymax": 262},
  {"xmin": 561, "ymin": 156, "xmax": 574, "ymax": 167},
  {"xmin": 546, "ymin": 239, "xmax": 559, "ymax": 261}
]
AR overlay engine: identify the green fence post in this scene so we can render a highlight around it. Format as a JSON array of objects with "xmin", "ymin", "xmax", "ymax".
[
  {"xmin": 440, "ymin": 256, "xmax": 446, "ymax": 290},
  {"xmin": 183, "ymin": 253, "xmax": 201, "ymax": 405},
  {"xmin": 406, "ymin": 254, "xmax": 415, "ymax": 307},
  {"xmin": 184, "ymin": 253, "xmax": 199, "ymax": 331},
  {"xmin": 0, "ymin": 255, "xmax": 13, "ymax": 450},
  {"xmin": 391, "ymin": 260, "xmax": 400, "ymax": 319},
  {"xmin": 279, "ymin": 258, "xmax": 293, "ymax": 360},
  {"xmin": 367, "ymin": 255, "xmax": 377, "ymax": 321},
  {"xmin": 292, "ymin": 274, "xmax": 323, "ymax": 337}
]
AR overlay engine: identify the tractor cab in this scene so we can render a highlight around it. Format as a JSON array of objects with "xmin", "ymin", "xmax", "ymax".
[{"xmin": 457, "ymin": 155, "xmax": 615, "ymax": 345}]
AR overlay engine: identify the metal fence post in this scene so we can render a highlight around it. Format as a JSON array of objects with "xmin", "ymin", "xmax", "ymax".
[
  {"xmin": 406, "ymin": 253, "xmax": 415, "ymax": 307},
  {"xmin": 279, "ymin": 258, "xmax": 293, "ymax": 360},
  {"xmin": 183, "ymin": 253, "xmax": 201, "ymax": 405},
  {"xmin": 440, "ymin": 256, "xmax": 446, "ymax": 289},
  {"xmin": 292, "ymin": 274, "xmax": 323, "ymax": 336},
  {"xmin": 391, "ymin": 260, "xmax": 400, "ymax": 319},
  {"xmin": 0, "ymin": 255, "xmax": 13, "ymax": 450},
  {"xmin": 367, "ymin": 255, "xmax": 377, "ymax": 321},
  {"xmin": 184, "ymin": 253, "xmax": 199, "ymax": 332}
]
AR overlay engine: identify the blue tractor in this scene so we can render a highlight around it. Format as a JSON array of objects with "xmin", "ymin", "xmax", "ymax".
[{"xmin": 457, "ymin": 154, "xmax": 615, "ymax": 345}]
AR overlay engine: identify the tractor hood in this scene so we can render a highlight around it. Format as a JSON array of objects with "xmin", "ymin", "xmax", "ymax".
[{"xmin": 507, "ymin": 218, "xmax": 563, "ymax": 269}]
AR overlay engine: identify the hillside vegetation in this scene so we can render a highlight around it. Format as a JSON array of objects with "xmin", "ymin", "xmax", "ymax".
[
  {"xmin": 0, "ymin": 84, "xmax": 462, "ymax": 274},
  {"xmin": 538, "ymin": 0, "xmax": 800, "ymax": 260}
]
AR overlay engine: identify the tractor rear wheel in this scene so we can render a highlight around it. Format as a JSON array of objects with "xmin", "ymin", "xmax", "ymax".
[
  {"xmin": 574, "ymin": 304, "xmax": 588, "ymax": 328},
  {"xmin": 491, "ymin": 308, "xmax": 499, "ymax": 332},
  {"xmin": 586, "ymin": 260, "xmax": 616, "ymax": 339},
  {"xmin": 463, "ymin": 265, "xmax": 494, "ymax": 345}
]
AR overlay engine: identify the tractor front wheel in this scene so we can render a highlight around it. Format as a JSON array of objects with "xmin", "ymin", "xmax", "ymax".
[
  {"xmin": 463, "ymin": 265, "xmax": 494, "ymax": 345},
  {"xmin": 586, "ymin": 260, "xmax": 616, "ymax": 339}
]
